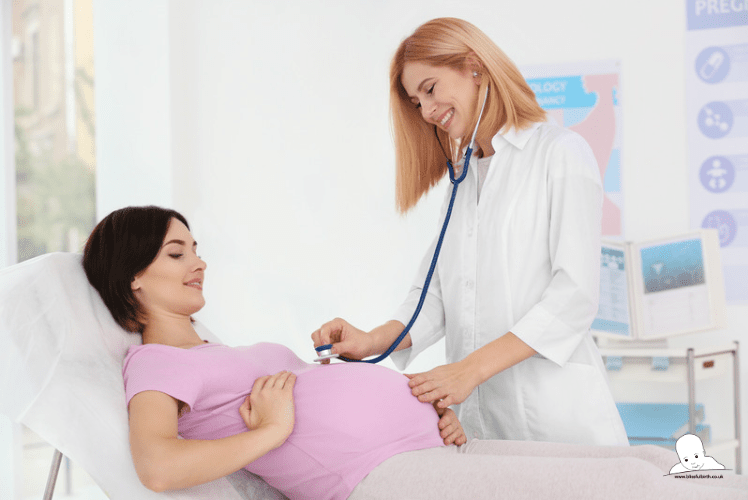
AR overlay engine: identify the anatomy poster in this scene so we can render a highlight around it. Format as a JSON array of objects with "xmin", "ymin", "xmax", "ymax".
[
  {"xmin": 686, "ymin": 0, "xmax": 748, "ymax": 304},
  {"xmin": 522, "ymin": 61, "xmax": 623, "ymax": 237}
]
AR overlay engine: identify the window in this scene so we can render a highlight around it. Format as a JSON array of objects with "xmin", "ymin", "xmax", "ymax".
[
  {"xmin": 14, "ymin": 0, "xmax": 95, "ymax": 263},
  {"xmin": 11, "ymin": 0, "xmax": 101, "ymax": 497}
]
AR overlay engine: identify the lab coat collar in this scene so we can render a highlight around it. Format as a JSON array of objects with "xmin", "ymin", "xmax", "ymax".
[{"xmin": 491, "ymin": 120, "xmax": 544, "ymax": 152}]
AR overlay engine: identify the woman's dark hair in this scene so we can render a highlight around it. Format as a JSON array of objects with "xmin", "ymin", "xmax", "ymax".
[{"xmin": 83, "ymin": 205, "xmax": 190, "ymax": 333}]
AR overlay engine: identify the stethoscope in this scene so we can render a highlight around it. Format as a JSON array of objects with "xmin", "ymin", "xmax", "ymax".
[{"xmin": 315, "ymin": 85, "xmax": 490, "ymax": 364}]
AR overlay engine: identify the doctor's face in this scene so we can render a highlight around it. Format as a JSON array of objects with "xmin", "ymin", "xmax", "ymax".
[
  {"xmin": 401, "ymin": 61, "xmax": 479, "ymax": 141},
  {"xmin": 131, "ymin": 218, "xmax": 207, "ymax": 320}
]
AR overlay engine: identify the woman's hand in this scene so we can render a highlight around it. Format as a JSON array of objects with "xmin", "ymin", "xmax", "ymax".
[
  {"xmin": 239, "ymin": 371, "xmax": 296, "ymax": 447},
  {"xmin": 311, "ymin": 318, "xmax": 375, "ymax": 363},
  {"xmin": 433, "ymin": 405, "xmax": 467, "ymax": 446},
  {"xmin": 406, "ymin": 360, "xmax": 479, "ymax": 409}
]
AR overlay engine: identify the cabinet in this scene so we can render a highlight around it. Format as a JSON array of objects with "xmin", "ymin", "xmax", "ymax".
[{"xmin": 598, "ymin": 341, "xmax": 741, "ymax": 473}]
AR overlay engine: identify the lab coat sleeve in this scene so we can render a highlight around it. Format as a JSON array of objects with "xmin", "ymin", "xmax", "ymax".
[
  {"xmin": 389, "ymin": 235, "xmax": 447, "ymax": 370},
  {"xmin": 510, "ymin": 132, "xmax": 603, "ymax": 367}
]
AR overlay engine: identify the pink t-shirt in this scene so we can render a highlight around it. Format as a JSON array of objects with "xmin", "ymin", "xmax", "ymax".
[{"xmin": 123, "ymin": 342, "xmax": 443, "ymax": 500}]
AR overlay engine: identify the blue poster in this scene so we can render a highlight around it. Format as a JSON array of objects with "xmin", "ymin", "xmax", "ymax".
[{"xmin": 686, "ymin": 0, "xmax": 748, "ymax": 303}]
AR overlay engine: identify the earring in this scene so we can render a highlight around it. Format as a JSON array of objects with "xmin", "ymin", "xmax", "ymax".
[{"xmin": 473, "ymin": 71, "xmax": 479, "ymax": 77}]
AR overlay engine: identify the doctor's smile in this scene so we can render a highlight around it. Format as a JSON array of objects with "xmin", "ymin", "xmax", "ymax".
[{"xmin": 437, "ymin": 108, "xmax": 454, "ymax": 128}]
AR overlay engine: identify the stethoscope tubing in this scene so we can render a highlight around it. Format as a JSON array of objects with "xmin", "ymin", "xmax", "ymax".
[
  {"xmin": 337, "ymin": 153, "xmax": 469, "ymax": 363},
  {"xmin": 334, "ymin": 86, "xmax": 490, "ymax": 364}
]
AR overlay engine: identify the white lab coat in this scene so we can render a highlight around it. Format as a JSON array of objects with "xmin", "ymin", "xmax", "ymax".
[{"xmin": 391, "ymin": 120, "xmax": 629, "ymax": 446}]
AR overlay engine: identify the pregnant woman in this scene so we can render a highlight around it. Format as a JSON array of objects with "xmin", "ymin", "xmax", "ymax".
[
  {"xmin": 83, "ymin": 205, "xmax": 748, "ymax": 500},
  {"xmin": 83, "ymin": 205, "xmax": 455, "ymax": 500}
]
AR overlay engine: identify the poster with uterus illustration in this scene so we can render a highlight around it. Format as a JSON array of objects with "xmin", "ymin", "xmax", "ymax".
[{"xmin": 522, "ymin": 60, "xmax": 623, "ymax": 238}]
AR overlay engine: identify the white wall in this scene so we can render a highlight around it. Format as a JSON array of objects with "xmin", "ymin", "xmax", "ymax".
[
  {"xmin": 94, "ymin": 1, "xmax": 174, "ymax": 214},
  {"xmin": 93, "ymin": 0, "xmax": 747, "ymax": 467}
]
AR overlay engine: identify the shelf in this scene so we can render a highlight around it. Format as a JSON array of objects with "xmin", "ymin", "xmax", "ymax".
[
  {"xmin": 602, "ymin": 352, "xmax": 731, "ymax": 383},
  {"xmin": 598, "ymin": 342, "xmax": 741, "ymax": 474},
  {"xmin": 598, "ymin": 341, "xmax": 738, "ymax": 359}
]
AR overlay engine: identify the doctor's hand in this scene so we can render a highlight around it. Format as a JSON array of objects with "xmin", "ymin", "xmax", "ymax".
[
  {"xmin": 406, "ymin": 360, "xmax": 479, "ymax": 409},
  {"xmin": 433, "ymin": 405, "xmax": 467, "ymax": 446},
  {"xmin": 312, "ymin": 318, "xmax": 375, "ymax": 364},
  {"xmin": 239, "ymin": 371, "xmax": 296, "ymax": 447}
]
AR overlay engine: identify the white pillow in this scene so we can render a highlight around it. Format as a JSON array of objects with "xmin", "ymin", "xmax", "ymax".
[{"xmin": 0, "ymin": 252, "xmax": 287, "ymax": 500}]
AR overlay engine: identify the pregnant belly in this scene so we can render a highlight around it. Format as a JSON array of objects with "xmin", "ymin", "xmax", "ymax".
[
  {"xmin": 292, "ymin": 362, "xmax": 440, "ymax": 446},
  {"xmin": 245, "ymin": 361, "xmax": 442, "ymax": 487}
]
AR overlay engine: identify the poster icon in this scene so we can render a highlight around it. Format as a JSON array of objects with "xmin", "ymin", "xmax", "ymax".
[
  {"xmin": 702, "ymin": 209, "xmax": 737, "ymax": 247},
  {"xmin": 698, "ymin": 101, "xmax": 733, "ymax": 139},
  {"xmin": 695, "ymin": 47, "xmax": 730, "ymax": 84},
  {"xmin": 700, "ymin": 156, "xmax": 734, "ymax": 193},
  {"xmin": 669, "ymin": 434, "xmax": 726, "ymax": 474}
]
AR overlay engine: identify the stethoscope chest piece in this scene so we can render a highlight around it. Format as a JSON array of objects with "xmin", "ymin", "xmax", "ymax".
[{"xmin": 314, "ymin": 344, "xmax": 339, "ymax": 363}]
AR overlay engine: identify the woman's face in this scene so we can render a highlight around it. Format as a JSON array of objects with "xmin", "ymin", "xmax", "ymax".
[
  {"xmin": 131, "ymin": 218, "xmax": 207, "ymax": 320},
  {"xmin": 401, "ymin": 61, "xmax": 479, "ymax": 140}
]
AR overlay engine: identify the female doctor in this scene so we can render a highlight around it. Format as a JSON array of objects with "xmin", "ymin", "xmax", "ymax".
[{"xmin": 313, "ymin": 17, "xmax": 628, "ymax": 446}]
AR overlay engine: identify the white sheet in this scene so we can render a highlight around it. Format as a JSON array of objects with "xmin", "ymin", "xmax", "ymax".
[{"xmin": 0, "ymin": 252, "xmax": 286, "ymax": 500}]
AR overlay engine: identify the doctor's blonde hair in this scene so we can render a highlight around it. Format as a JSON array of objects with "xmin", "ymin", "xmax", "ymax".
[{"xmin": 390, "ymin": 17, "xmax": 546, "ymax": 213}]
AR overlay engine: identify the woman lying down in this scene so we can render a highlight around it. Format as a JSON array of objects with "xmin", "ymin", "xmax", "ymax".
[{"xmin": 82, "ymin": 206, "xmax": 748, "ymax": 500}]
